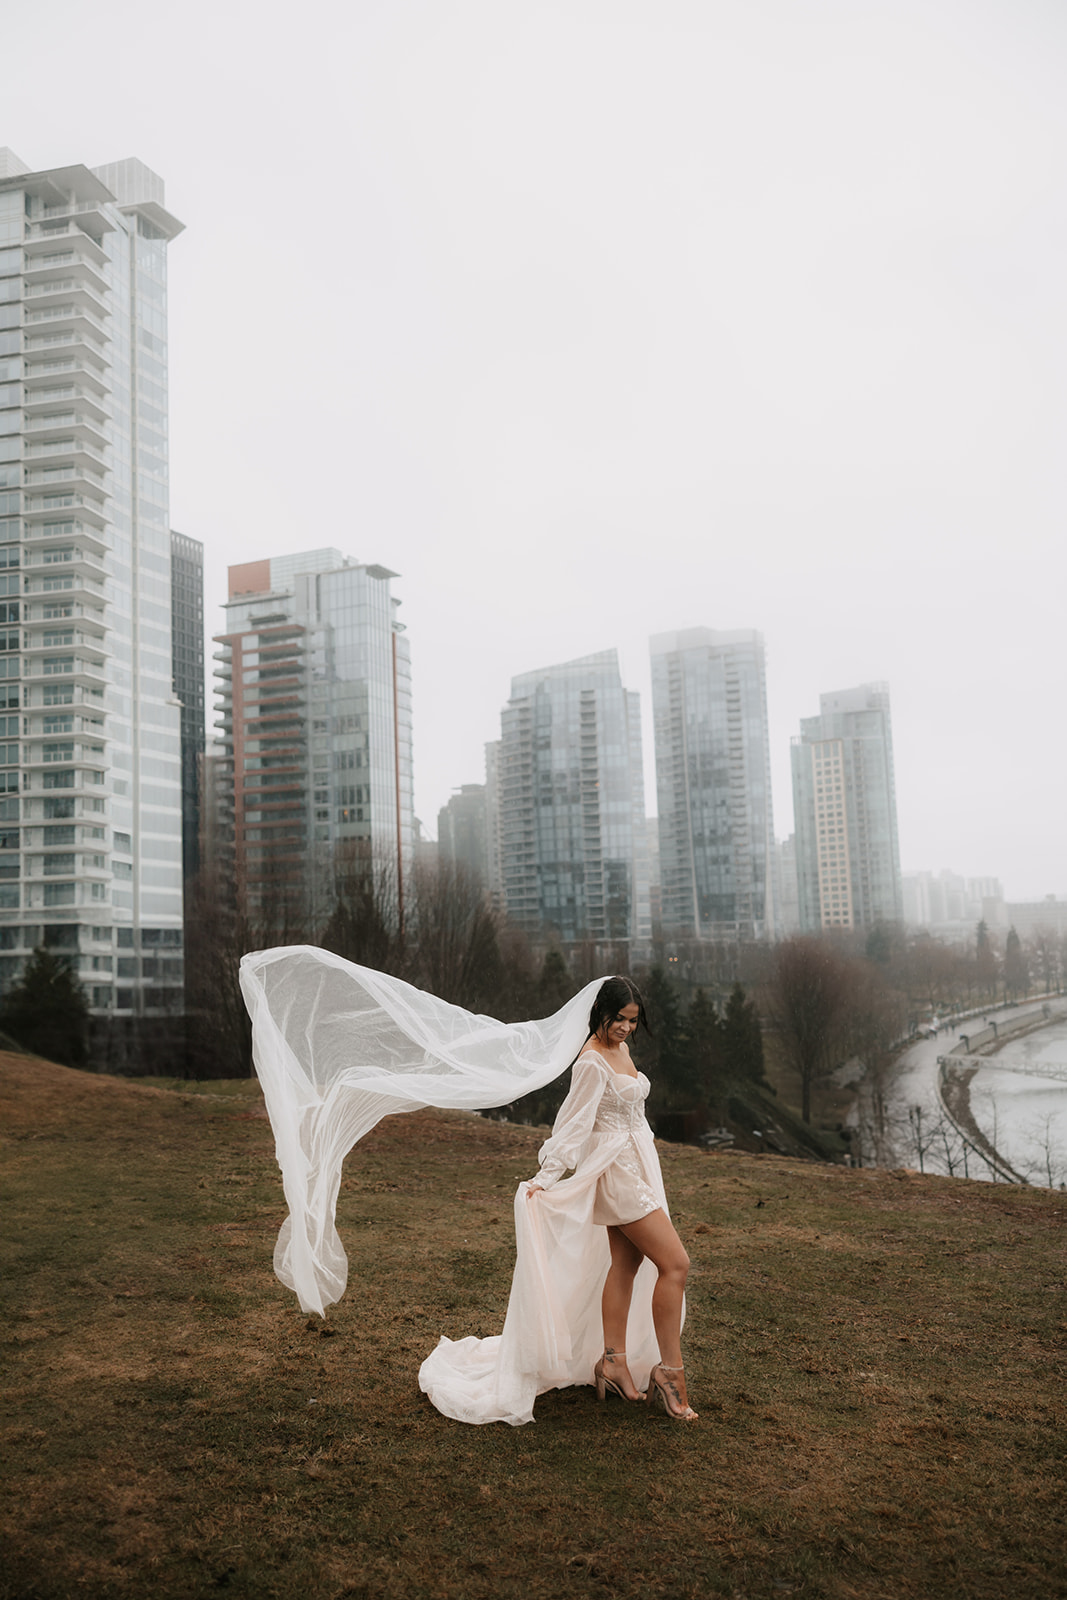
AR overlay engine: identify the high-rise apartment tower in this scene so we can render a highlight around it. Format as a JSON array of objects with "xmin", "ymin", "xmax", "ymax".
[
  {"xmin": 650, "ymin": 628, "xmax": 776, "ymax": 942},
  {"xmin": 211, "ymin": 550, "xmax": 412, "ymax": 927},
  {"xmin": 496, "ymin": 650, "xmax": 650, "ymax": 952},
  {"xmin": 790, "ymin": 682, "xmax": 903, "ymax": 932},
  {"xmin": 0, "ymin": 150, "xmax": 185, "ymax": 1020}
]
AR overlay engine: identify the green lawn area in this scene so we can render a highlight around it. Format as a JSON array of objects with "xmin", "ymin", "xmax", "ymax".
[{"xmin": 1, "ymin": 1052, "xmax": 1064, "ymax": 1600}]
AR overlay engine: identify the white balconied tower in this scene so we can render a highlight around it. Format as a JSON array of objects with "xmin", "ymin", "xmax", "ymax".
[{"xmin": 0, "ymin": 150, "xmax": 186, "ymax": 1028}]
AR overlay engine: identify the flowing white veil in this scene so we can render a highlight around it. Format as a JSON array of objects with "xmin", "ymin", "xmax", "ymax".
[{"xmin": 240, "ymin": 945, "xmax": 606, "ymax": 1319}]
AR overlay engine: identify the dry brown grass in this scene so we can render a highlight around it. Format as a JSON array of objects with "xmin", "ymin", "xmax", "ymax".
[{"xmin": 1, "ymin": 1050, "xmax": 1065, "ymax": 1600}]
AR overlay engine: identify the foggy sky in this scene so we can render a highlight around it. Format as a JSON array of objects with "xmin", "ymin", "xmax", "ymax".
[{"xmin": 6, "ymin": 0, "xmax": 1066, "ymax": 900}]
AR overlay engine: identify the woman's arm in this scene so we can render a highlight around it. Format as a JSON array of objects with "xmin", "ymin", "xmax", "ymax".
[{"xmin": 529, "ymin": 1051, "xmax": 607, "ymax": 1190}]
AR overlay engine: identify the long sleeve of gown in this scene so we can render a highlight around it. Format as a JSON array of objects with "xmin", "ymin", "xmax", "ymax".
[{"xmin": 534, "ymin": 1052, "xmax": 606, "ymax": 1189}]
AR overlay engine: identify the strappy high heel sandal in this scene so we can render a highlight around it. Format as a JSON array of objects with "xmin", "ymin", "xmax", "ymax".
[
  {"xmin": 594, "ymin": 1350, "xmax": 643, "ymax": 1402},
  {"xmin": 646, "ymin": 1362, "xmax": 698, "ymax": 1421}
]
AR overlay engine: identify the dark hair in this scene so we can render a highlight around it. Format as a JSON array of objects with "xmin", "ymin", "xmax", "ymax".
[{"xmin": 587, "ymin": 976, "xmax": 649, "ymax": 1043}]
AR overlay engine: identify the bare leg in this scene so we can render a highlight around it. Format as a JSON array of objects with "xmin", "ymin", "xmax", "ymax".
[
  {"xmin": 598, "ymin": 1226, "xmax": 644, "ymax": 1399},
  {"xmin": 618, "ymin": 1209, "xmax": 696, "ymax": 1417}
]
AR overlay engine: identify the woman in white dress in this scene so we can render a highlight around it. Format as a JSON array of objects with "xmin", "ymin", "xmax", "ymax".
[
  {"xmin": 239, "ymin": 949, "xmax": 697, "ymax": 1426},
  {"xmin": 525, "ymin": 976, "xmax": 697, "ymax": 1421}
]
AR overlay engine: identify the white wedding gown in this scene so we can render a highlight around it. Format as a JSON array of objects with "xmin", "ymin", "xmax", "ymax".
[{"xmin": 240, "ymin": 946, "xmax": 670, "ymax": 1426}]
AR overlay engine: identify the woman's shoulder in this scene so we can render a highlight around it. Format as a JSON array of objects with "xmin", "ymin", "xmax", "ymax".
[{"xmin": 573, "ymin": 1048, "xmax": 610, "ymax": 1072}]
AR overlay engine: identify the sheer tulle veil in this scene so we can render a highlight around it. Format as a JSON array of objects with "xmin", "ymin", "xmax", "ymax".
[{"xmin": 239, "ymin": 945, "xmax": 607, "ymax": 1319}]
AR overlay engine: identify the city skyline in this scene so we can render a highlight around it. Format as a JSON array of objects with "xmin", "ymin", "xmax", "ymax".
[{"xmin": 4, "ymin": 2, "xmax": 1066, "ymax": 900}]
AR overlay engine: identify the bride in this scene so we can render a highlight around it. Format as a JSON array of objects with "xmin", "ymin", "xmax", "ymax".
[{"xmin": 240, "ymin": 950, "xmax": 697, "ymax": 1426}]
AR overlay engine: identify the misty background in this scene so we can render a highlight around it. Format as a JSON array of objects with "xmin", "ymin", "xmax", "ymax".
[{"xmin": 5, "ymin": 0, "xmax": 1065, "ymax": 897}]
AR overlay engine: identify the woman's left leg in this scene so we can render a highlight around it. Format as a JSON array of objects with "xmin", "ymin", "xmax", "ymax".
[{"xmin": 618, "ymin": 1209, "xmax": 697, "ymax": 1417}]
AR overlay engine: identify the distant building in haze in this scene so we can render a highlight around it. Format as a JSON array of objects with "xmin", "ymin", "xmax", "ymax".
[
  {"xmin": 791, "ymin": 682, "xmax": 902, "ymax": 933},
  {"xmin": 902, "ymin": 870, "xmax": 1004, "ymax": 931},
  {"xmin": 650, "ymin": 628, "xmax": 776, "ymax": 942},
  {"xmin": 0, "ymin": 150, "xmax": 185, "ymax": 1029},
  {"xmin": 777, "ymin": 835, "xmax": 801, "ymax": 935},
  {"xmin": 211, "ymin": 550, "xmax": 412, "ymax": 926},
  {"xmin": 496, "ymin": 650, "xmax": 650, "ymax": 951},
  {"xmin": 437, "ymin": 783, "xmax": 488, "ymax": 885}
]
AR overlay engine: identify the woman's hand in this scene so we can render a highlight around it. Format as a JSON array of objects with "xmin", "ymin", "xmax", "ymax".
[{"xmin": 525, "ymin": 1183, "xmax": 542, "ymax": 1200}]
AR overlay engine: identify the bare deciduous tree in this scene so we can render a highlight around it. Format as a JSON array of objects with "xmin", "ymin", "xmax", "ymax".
[{"xmin": 765, "ymin": 938, "xmax": 855, "ymax": 1123}]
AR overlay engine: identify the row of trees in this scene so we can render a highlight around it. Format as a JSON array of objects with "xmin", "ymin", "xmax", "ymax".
[
  {"xmin": 865, "ymin": 917, "xmax": 1063, "ymax": 1010},
  {"xmin": 1, "ymin": 840, "xmax": 1060, "ymax": 1176}
]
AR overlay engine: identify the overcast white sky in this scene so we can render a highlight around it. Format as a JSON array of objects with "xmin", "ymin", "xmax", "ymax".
[{"xmin": 6, "ymin": 0, "xmax": 1066, "ymax": 900}]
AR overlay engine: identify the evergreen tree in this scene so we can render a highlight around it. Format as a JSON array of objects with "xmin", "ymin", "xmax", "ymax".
[
  {"xmin": 537, "ymin": 948, "xmax": 575, "ymax": 1015},
  {"xmin": 720, "ymin": 981, "xmax": 765, "ymax": 1083},
  {"xmin": 976, "ymin": 920, "xmax": 998, "ymax": 999},
  {"xmin": 0, "ymin": 946, "xmax": 90, "ymax": 1069},
  {"xmin": 1003, "ymin": 926, "xmax": 1028, "ymax": 1000},
  {"xmin": 686, "ymin": 987, "xmax": 725, "ymax": 1115},
  {"xmin": 641, "ymin": 964, "xmax": 690, "ymax": 1113}
]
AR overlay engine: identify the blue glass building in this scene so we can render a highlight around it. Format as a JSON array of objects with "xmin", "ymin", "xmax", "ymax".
[
  {"xmin": 497, "ymin": 650, "xmax": 650, "ymax": 951},
  {"xmin": 650, "ymin": 628, "xmax": 776, "ymax": 942}
]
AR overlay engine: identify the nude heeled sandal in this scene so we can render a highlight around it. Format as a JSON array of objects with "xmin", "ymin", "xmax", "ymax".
[
  {"xmin": 593, "ymin": 1351, "xmax": 642, "ymax": 1402},
  {"xmin": 646, "ymin": 1362, "xmax": 698, "ymax": 1421}
]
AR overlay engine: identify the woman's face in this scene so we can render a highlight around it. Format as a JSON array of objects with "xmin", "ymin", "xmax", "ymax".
[{"xmin": 602, "ymin": 1003, "xmax": 640, "ymax": 1046}]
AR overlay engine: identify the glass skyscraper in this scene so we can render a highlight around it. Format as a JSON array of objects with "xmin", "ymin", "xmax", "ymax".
[
  {"xmin": 0, "ymin": 150, "xmax": 185, "ymax": 1022},
  {"xmin": 790, "ymin": 682, "xmax": 903, "ymax": 932},
  {"xmin": 212, "ymin": 550, "xmax": 413, "ymax": 928},
  {"xmin": 650, "ymin": 628, "xmax": 776, "ymax": 942},
  {"xmin": 496, "ymin": 650, "xmax": 650, "ymax": 951}
]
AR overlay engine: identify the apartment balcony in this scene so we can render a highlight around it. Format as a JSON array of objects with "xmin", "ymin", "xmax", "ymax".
[
  {"xmin": 23, "ymin": 656, "xmax": 108, "ymax": 692},
  {"xmin": 22, "ymin": 736, "xmax": 108, "ymax": 769},
  {"xmin": 24, "ymin": 713, "xmax": 108, "ymax": 741},
  {"xmin": 24, "ymin": 385, "xmax": 109, "ymax": 428},
  {"xmin": 21, "ymin": 684, "xmax": 105, "ymax": 713},
  {"xmin": 28, "ymin": 201, "xmax": 116, "ymax": 244},
  {"xmin": 24, "ymin": 529, "xmax": 109, "ymax": 568},
  {"xmin": 26, "ymin": 851, "xmax": 111, "ymax": 878},
  {"xmin": 21, "ymin": 771, "xmax": 108, "ymax": 805},
  {"xmin": 24, "ymin": 352, "xmax": 110, "ymax": 394},
  {"xmin": 23, "ymin": 437, "xmax": 109, "ymax": 474},
  {"xmin": 23, "ymin": 462, "xmax": 110, "ymax": 496},
  {"xmin": 26, "ymin": 829, "xmax": 109, "ymax": 854},
  {"xmin": 24, "ymin": 224, "xmax": 109, "ymax": 267},
  {"xmin": 23, "ymin": 303, "xmax": 109, "ymax": 343},
  {"xmin": 22, "ymin": 254, "xmax": 110, "ymax": 298},
  {"xmin": 23, "ymin": 278, "xmax": 109, "ymax": 320},
  {"xmin": 23, "ymin": 330, "xmax": 109, "ymax": 374},
  {"xmin": 23, "ymin": 410, "xmax": 108, "ymax": 453},
  {"xmin": 24, "ymin": 494, "xmax": 108, "ymax": 533},
  {"xmin": 23, "ymin": 575, "xmax": 107, "ymax": 608}
]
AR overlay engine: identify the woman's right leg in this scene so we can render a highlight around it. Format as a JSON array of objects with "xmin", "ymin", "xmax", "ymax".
[{"xmin": 599, "ymin": 1225, "xmax": 644, "ymax": 1399}]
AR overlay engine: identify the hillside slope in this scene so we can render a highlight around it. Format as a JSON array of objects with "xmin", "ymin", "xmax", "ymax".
[{"xmin": 1, "ymin": 1053, "xmax": 1064, "ymax": 1600}]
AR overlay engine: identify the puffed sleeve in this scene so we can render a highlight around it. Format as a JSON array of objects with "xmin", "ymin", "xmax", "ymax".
[{"xmin": 532, "ymin": 1052, "xmax": 607, "ymax": 1189}]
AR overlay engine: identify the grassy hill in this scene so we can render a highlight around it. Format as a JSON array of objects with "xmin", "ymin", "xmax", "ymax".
[{"xmin": 1, "ymin": 1052, "xmax": 1064, "ymax": 1600}]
